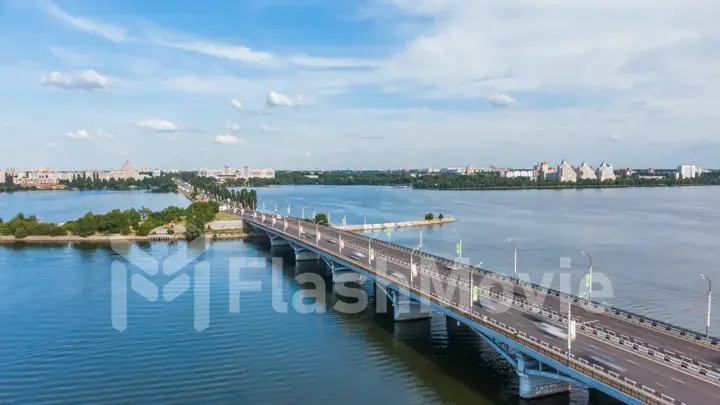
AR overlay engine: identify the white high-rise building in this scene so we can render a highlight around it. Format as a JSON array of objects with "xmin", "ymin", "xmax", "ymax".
[
  {"xmin": 678, "ymin": 165, "xmax": 698, "ymax": 179},
  {"xmin": 576, "ymin": 162, "xmax": 597, "ymax": 180},
  {"xmin": 596, "ymin": 162, "xmax": 616, "ymax": 182},
  {"xmin": 557, "ymin": 160, "xmax": 577, "ymax": 183}
]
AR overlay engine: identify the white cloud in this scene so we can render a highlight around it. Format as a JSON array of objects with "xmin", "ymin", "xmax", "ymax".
[
  {"xmin": 45, "ymin": 2, "xmax": 127, "ymax": 42},
  {"xmin": 260, "ymin": 124, "xmax": 282, "ymax": 134},
  {"xmin": 136, "ymin": 118, "xmax": 180, "ymax": 131},
  {"xmin": 97, "ymin": 131, "xmax": 116, "ymax": 139},
  {"xmin": 230, "ymin": 99, "xmax": 243, "ymax": 110},
  {"xmin": 3, "ymin": 122, "xmax": 14, "ymax": 129},
  {"xmin": 289, "ymin": 55, "xmax": 382, "ymax": 69},
  {"xmin": 45, "ymin": 142, "xmax": 58, "ymax": 148},
  {"xmin": 65, "ymin": 129, "xmax": 91, "ymax": 139},
  {"xmin": 228, "ymin": 122, "xmax": 241, "ymax": 132},
  {"xmin": 304, "ymin": 151, "xmax": 311, "ymax": 157},
  {"xmin": 267, "ymin": 90, "xmax": 306, "ymax": 107},
  {"xmin": 214, "ymin": 134, "xmax": 240, "ymax": 144},
  {"xmin": 486, "ymin": 93, "xmax": 516, "ymax": 107},
  {"xmin": 41, "ymin": 70, "xmax": 111, "ymax": 91},
  {"xmin": 153, "ymin": 37, "xmax": 273, "ymax": 63}
]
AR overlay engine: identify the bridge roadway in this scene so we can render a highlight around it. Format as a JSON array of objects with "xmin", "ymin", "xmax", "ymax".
[{"xmin": 243, "ymin": 213, "xmax": 720, "ymax": 404}]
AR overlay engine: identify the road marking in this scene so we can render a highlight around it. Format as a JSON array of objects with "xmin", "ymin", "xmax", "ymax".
[
  {"xmin": 626, "ymin": 359, "xmax": 638, "ymax": 365},
  {"xmin": 671, "ymin": 377, "xmax": 685, "ymax": 384},
  {"xmin": 516, "ymin": 323, "xmax": 524, "ymax": 328},
  {"xmin": 655, "ymin": 382, "xmax": 668, "ymax": 389},
  {"xmin": 588, "ymin": 344, "xmax": 600, "ymax": 350}
]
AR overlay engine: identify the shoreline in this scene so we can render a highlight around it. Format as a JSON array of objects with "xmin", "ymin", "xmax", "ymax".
[
  {"xmin": 334, "ymin": 217, "xmax": 457, "ymax": 231},
  {"xmin": 413, "ymin": 183, "xmax": 720, "ymax": 191},
  {"xmin": 0, "ymin": 232, "xmax": 248, "ymax": 244}
]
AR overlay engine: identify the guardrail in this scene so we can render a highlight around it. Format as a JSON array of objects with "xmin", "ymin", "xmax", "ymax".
[
  {"xmin": 341, "ymin": 225, "xmax": 719, "ymax": 348},
  {"xmin": 245, "ymin": 217, "xmax": 684, "ymax": 405},
  {"xmin": 289, "ymin": 221, "xmax": 720, "ymax": 386}
]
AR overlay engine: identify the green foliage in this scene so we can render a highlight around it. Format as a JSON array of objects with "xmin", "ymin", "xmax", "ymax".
[
  {"xmin": 178, "ymin": 173, "xmax": 256, "ymax": 208},
  {"xmin": 424, "ymin": 213, "xmax": 434, "ymax": 221},
  {"xmin": 60, "ymin": 174, "xmax": 179, "ymax": 192},
  {"xmin": 3, "ymin": 201, "xmax": 222, "ymax": 239},
  {"xmin": 438, "ymin": 213, "xmax": 444, "ymax": 220},
  {"xmin": 313, "ymin": 213, "xmax": 329, "ymax": 226},
  {"xmin": 0, "ymin": 213, "xmax": 67, "ymax": 238},
  {"xmin": 225, "ymin": 170, "xmax": 414, "ymax": 187}
]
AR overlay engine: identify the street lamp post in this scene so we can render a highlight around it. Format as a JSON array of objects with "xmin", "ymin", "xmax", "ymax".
[
  {"xmin": 507, "ymin": 238, "xmax": 518, "ymax": 284},
  {"xmin": 702, "ymin": 274, "xmax": 712, "ymax": 339},
  {"xmin": 410, "ymin": 244, "xmax": 421, "ymax": 289},
  {"xmin": 581, "ymin": 251, "xmax": 593, "ymax": 302},
  {"xmin": 567, "ymin": 292, "xmax": 587, "ymax": 362}
]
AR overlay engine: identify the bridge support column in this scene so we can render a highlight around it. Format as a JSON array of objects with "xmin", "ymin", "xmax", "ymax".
[
  {"xmin": 247, "ymin": 226, "xmax": 266, "ymax": 238},
  {"xmin": 516, "ymin": 354, "xmax": 572, "ymax": 399},
  {"xmin": 321, "ymin": 257, "xmax": 365, "ymax": 284},
  {"xmin": 374, "ymin": 283, "xmax": 431, "ymax": 322},
  {"xmin": 289, "ymin": 243, "xmax": 318, "ymax": 261},
  {"xmin": 269, "ymin": 235, "xmax": 290, "ymax": 247}
]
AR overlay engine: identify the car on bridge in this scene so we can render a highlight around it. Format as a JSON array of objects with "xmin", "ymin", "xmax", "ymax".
[
  {"xmin": 477, "ymin": 299, "xmax": 497, "ymax": 311},
  {"xmin": 534, "ymin": 321, "xmax": 565, "ymax": 340},
  {"xmin": 588, "ymin": 353, "xmax": 627, "ymax": 373},
  {"xmin": 349, "ymin": 251, "xmax": 366, "ymax": 260}
]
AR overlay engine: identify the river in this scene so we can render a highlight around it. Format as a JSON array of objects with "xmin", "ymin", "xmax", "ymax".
[{"xmin": 1, "ymin": 186, "xmax": 718, "ymax": 404}]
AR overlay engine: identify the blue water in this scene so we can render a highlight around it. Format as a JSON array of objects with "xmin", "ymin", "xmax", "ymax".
[
  {"xmin": 1, "ymin": 186, "xmax": 719, "ymax": 404},
  {"xmin": 246, "ymin": 185, "xmax": 720, "ymax": 330}
]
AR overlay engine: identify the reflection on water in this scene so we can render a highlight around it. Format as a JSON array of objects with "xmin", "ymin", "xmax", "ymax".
[{"xmin": 2, "ymin": 185, "xmax": 718, "ymax": 404}]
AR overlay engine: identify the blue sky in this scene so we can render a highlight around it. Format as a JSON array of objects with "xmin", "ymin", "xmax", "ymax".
[{"xmin": 1, "ymin": 0, "xmax": 719, "ymax": 170}]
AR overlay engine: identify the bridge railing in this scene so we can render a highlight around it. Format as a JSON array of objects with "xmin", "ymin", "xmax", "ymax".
[
  {"xmin": 246, "ymin": 217, "xmax": 684, "ymax": 405},
  {"xmin": 335, "ymin": 245, "xmax": 684, "ymax": 405},
  {"xmin": 341, "ymin": 225, "xmax": 718, "ymax": 347}
]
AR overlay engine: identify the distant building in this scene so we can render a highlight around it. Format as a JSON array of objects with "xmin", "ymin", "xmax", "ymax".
[
  {"xmin": 557, "ymin": 160, "xmax": 577, "ymax": 183},
  {"xmin": 534, "ymin": 161, "xmax": 550, "ymax": 180},
  {"xmin": 0, "ymin": 170, "xmax": 6, "ymax": 184},
  {"xmin": 199, "ymin": 166, "xmax": 275, "ymax": 180},
  {"xmin": 500, "ymin": 169, "xmax": 536, "ymax": 180},
  {"xmin": 465, "ymin": 166, "xmax": 476, "ymax": 175},
  {"xmin": 576, "ymin": 162, "xmax": 597, "ymax": 180},
  {"xmin": 678, "ymin": 165, "xmax": 697, "ymax": 179},
  {"xmin": 596, "ymin": 162, "xmax": 616, "ymax": 182}
]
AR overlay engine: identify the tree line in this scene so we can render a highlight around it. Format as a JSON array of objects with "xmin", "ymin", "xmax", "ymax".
[
  {"xmin": 61, "ymin": 174, "xmax": 179, "ymax": 192},
  {"xmin": 0, "ymin": 201, "xmax": 219, "ymax": 240},
  {"xmin": 178, "ymin": 173, "xmax": 257, "ymax": 208}
]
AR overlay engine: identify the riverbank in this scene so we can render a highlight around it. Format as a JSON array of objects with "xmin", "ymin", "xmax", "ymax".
[
  {"xmin": 0, "ymin": 230, "xmax": 248, "ymax": 244},
  {"xmin": 416, "ymin": 183, "xmax": 719, "ymax": 191},
  {"xmin": 334, "ymin": 217, "xmax": 457, "ymax": 232}
]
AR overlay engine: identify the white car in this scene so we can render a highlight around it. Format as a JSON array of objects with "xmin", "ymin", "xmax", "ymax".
[{"xmin": 535, "ymin": 322, "xmax": 565, "ymax": 340}]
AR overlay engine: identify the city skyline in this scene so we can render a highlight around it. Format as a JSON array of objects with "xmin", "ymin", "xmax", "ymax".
[{"xmin": 1, "ymin": 1, "xmax": 719, "ymax": 169}]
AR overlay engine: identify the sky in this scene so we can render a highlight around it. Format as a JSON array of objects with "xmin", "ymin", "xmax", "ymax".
[{"xmin": 1, "ymin": 0, "xmax": 719, "ymax": 171}]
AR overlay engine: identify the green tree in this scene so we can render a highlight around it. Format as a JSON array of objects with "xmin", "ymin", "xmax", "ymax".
[
  {"xmin": 313, "ymin": 213, "xmax": 329, "ymax": 226},
  {"xmin": 438, "ymin": 213, "xmax": 444, "ymax": 220},
  {"xmin": 424, "ymin": 212, "xmax": 434, "ymax": 221}
]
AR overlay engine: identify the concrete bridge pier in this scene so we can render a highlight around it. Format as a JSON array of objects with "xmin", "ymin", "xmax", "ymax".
[
  {"xmin": 321, "ymin": 257, "xmax": 365, "ymax": 284},
  {"xmin": 374, "ymin": 283, "xmax": 431, "ymax": 322},
  {"xmin": 289, "ymin": 242, "xmax": 318, "ymax": 261},
  {"xmin": 247, "ymin": 226, "xmax": 267, "ymax": 239},
  {"xmin": 516, "ymin": 354, "xmax": 572, "ymax": 400},
  {"xmin": 268, "ymin": 234, "xmax": 290, "ymax": 247}
]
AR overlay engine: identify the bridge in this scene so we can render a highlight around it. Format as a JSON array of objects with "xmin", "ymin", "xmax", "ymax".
[
  {"xmin": 239, "ymin": 210, "xmax": 720, "ymax": 404},
  {"xmin": 173, "ymin": 183, "xmax": 716, "ymax": 404}
]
